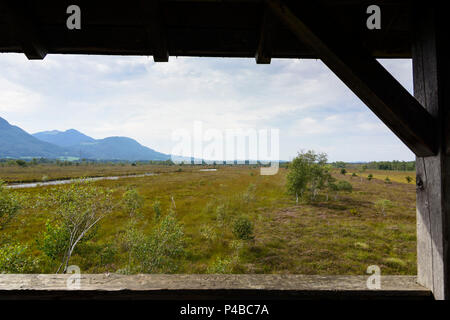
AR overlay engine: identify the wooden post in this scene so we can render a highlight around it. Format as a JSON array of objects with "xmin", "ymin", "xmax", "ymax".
[
  {"xmin": 413, "ymin": 4, "xmax": 450, "ymax": 300},
  {"xmin": 255, "ymin": 5, "xmax": 273, "ymax": 64},
  {"xmin": 140, "ymin": 0, "xmax": 169, "ymax": 62}
]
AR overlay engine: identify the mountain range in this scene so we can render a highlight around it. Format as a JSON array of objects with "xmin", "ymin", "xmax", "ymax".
[
  {"xmin": 0, "ymin": 117, "xmax": 170, "ymax": 161},
  {"xmin": 33, "ymin": 129, "xmax": 95, "ymax": 147}
]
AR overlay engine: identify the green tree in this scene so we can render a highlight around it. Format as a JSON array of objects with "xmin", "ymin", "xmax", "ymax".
[
  {"xmin": 367, "ymin": 174, "xmax": 373, "ymax": 181},
  {"xmin": 334, "ymin": 161, "xmax": 346, "ymax": 168},
  {"xmin": 309, "ymin": 157, "xmax": 331, "ymax": 201},
  {"xmin": 43, "ymin": 181, "xmax": 114, "ymax": 273},
  {"xmin": 340, "ymin": 168, "xmax": 347, "ymax": 175},
  {"xmin": 287, "ymin": 153, "xmax": 311, "ymax": 203},
  {"xmin": 325, "ymin": 175, "xmax": 337, "ymax": 201},
  {"xmin": 286, "ymin": 151, "xmax": 329, "ymax": 203},
  {"xmin": 124, "ymin": 209, "xmax": 185, "ymax": 273},
  {"xmin": 0, "ymin": 244, "xmax": 36, "ymax": 273},
  {"xmin": 37, "ymin": 220, "xmax": 70, "ymax": 264},
  {"xmin": 153, "ymin": 200, "xmax": 162, "ymax": 220},
  {"xmin": 122, "ymin": 188, "xmax": 144, "ymax": 219},
  {"xmin": 0, "ymin": 181, "xmax": 21, "ymax": 230}
]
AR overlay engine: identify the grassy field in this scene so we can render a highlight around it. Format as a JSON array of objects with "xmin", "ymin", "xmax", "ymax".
[
  {"xmin": 0, "ymin": 164, "xmax": 417, "ymax": 275},
  {"xmin": 362, "ymin": 169, "xmax": 415, "ymax": 184},
  {"xmin": 344, "ymin": 167, "xmax": 416, "ymax": 184},
  {"xmin": 0, "ymin": 163, "xmax": 180, "ymax": 183}
]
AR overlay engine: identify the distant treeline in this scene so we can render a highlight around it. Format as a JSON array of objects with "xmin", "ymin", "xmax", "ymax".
[
  {"xmin": 0, "ymin": 158, "xmax": 176, "ymax": 167},
  {"xmin": 365, "ymin": 161, "xmax": 415, "ymax": 171},
  {"xmin": 331, "ymin": 160, "xmax": 415, "ymax": 171},
  {"xmin": 0, "ymin": 158, "xmax": 285, "ymax": 168}
]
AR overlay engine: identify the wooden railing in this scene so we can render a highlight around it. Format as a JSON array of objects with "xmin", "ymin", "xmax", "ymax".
[{"xmin": 0, "ymin": 274, "xmax": 431, "ymax": 300}]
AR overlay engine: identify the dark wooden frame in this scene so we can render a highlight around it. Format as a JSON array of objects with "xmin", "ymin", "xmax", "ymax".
[
  {"xmin": 266, "ymin": 1, "xmax": 446, "ymax": 299},
  {"xmin": 0, "ymin": 0, "xmax": 447, "ymax": 299},
  {"xmin": 0, "ymin": 274, "xmax": 431, "ymax": 300}
]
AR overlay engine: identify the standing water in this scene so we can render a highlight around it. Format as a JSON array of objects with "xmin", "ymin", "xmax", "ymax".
[{"xmin": 6, "ymin": 173, "xmax": 156, "ymax": 189}]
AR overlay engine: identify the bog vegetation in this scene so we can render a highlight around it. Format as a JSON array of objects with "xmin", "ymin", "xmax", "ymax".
[{"xmin": 0, "ymin": 153, "xmax": 417, "ymax": 275}]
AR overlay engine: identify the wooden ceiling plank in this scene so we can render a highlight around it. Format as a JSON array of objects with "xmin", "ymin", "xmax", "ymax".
[
  {"xmin": 255, "ymin": 4, "xmax": 272, "ymax": 64},
  {"xmin": 140, "ymin": 0, "xmax": 169, "ymax": 62},
  {"xmin": 0, "ymin": 2, "xmax": 47, "ymax": 60}
]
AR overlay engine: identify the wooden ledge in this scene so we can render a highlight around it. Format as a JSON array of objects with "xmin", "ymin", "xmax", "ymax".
[{"xmin": 0, "ymin": 274, "xmax": 431, "ymax": 300}]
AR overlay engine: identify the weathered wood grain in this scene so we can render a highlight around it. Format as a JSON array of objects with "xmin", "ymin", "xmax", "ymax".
[
  {"xmin": 0, "ymin": 274, "xmax": 430, "ymax": 300},
  {"xmin": 413, "ymin": 4, "xmax": 450, "ymax": 300}
]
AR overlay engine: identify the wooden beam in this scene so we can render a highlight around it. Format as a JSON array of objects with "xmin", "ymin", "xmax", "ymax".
[
  {"xmin": 140, "ymin": 0, "xmax": 169, "ymax": 62},
  {"xmin": 267, "ymin": 0, "xmax": 437, "ymax": 157},
  {"xmin": 0, "ymin": 1, "xmax": 416, "ymax": 59},
  {"xmin": 413, "ymin": 4, "xmax": 450, "ymax": 300},
  {"xmin": 0, "ymin": 2, "xmax": 47, "ymax": 59},
  {"xmin": 0, "ymin": 274, "xmax": 431, "ymax": 300},
  {"xmin": 255, "ymin": 5, "xmax": 272, "ymax": 64}
]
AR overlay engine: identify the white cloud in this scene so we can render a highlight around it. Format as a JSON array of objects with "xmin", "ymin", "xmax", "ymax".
[
  {"xmin": 0, "ymin": 77, "xmax": 42, "ymax": 113},
  {"xmin": 0, "ymin": 54, "xmax": 414, "ymax": 161}
]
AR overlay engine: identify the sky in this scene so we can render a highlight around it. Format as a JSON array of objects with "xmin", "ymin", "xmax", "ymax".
[{"xmin": 0, "ymin": 53, "xmax": 414, "ymax": 162}]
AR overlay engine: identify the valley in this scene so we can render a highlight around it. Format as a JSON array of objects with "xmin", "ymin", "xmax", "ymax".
[{"xmin": 0, "ymin": 163, "xmax": 417, "ymax": 275}]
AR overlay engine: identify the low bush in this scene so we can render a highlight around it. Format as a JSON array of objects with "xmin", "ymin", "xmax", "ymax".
[
  {"xmin": 125, "ymin": 209, "xmax": 185, "ymax": 273},
  {"xmin": 0, "ymin": 244, "xmax": 36, "ymax": 273},
  {"xmin": 337, "ymin": 180, "xmax": 353, "ymax": 193},
  {"xmin": 37, "ymin": 220, "xmax": 70, "ymax": 263},
  {"xmin": 232, "ymin": 217, "xmax": 254, "ymax": 240},
  {"xmin": 153, "ymin": 200, "xmax": 162, "ymax": 220},
  {"xmin": 0, "ymin": 181, "xmax": 22, "ymax": 230},
  {"xmin": 374, "ymin": 199, "xmax": 393, "ymax": 216},
  {"xmin": 122, "ymin": 188, "xmax": 144, "ymax": 218},
  {"xmin": 207, "ymin": 256, "xmax": 233, "ymax": 274}
]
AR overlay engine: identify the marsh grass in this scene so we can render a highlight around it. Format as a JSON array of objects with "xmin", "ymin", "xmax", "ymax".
[{"xmin": 0, "ymin": 165, "xmax": 416, "ymax": 275}]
